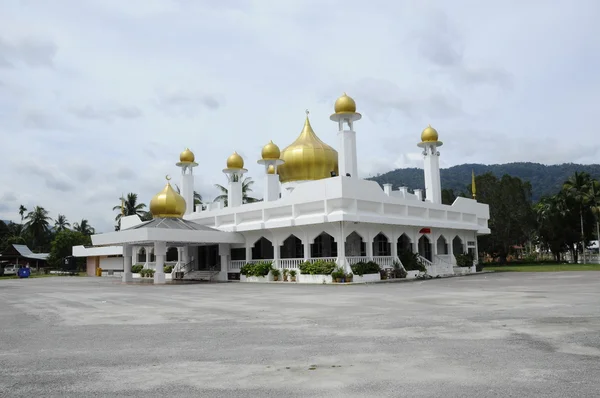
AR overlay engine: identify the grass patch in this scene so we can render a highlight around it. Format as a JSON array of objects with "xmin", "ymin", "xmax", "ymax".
[{"xmin": 483, "ymin": 263, "xmax": 600, "ymax": 272}]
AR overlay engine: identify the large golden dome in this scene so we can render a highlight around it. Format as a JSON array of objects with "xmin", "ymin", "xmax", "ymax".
[
  {"xmin": 150, "ymin": 177, "xmax": 186, "ymax": 218},
  {"xmin": 334, "ymin": 93, "xmax": 357, "ymax": 114},
  {"xmin": 179, "ymin": 148, "xmax": 195, "ymax": 163},
  {"xmin": 226, "ymin": 151, "xmax": 244, "ymax": 169},
  {"xmin": 261, "ymin": 141, "xmax": 280, "ymax": 160},
  {"xmin": 421, "ymin": 124, "xmax": 439, "ymax": 142},
  {"xmin": 278, "ymin": 112, "xmax": 338, "ymax": 183}
]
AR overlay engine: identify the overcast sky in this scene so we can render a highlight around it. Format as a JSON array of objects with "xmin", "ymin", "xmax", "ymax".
[{"xmin": 1, "ymin": 0, "xmax": 599, "ymax": 232}]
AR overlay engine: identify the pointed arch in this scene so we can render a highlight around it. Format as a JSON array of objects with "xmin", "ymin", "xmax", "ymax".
[
  {"xmin": 436, "ymin": 235, "xmax": 448, "ymax": 255},
  {"xmin": 397, "ymin": 233, "xmax": 413, "ymax": 254},
  {"xmin": 373, "ymin": 232, "xmax": 391, "ymax": 256},
  {"xmin": 418, "ymin": 235, "xmax": 432, "ymax": 262},
  {"xmin": 166, "ymin": 247, "xmax": 178, "ymax": 262},
  {"xmin": 252, "ymin": 237, "xmax": 274, "ymax": 260},
  {"xmin": 345, "ymin": 231, "xmax": 366, "ymax": 257},
  {"xmin": 280, "ymin": 234, "xmax": 304, "ymax": 259},
  {"xmin": 137, "ymin": 247, "xmax": 146, "ymax": 263},
  {"xmin": 452, "ymin": 236, "xmax": 464, "ymax": 257},
  {"xmin": 311, "ymin": 232, "xmax": 337, "ymax": 258}
]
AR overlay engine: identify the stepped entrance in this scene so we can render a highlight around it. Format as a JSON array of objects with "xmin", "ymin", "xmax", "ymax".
[{"xmin": 195, "ymin": 244, "xmax": 220, "ymax": 271}]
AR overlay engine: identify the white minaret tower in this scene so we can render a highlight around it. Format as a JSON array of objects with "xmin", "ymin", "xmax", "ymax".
[
  {"xmin": 175, "ymin": 148, "xmax": 198, "ymax": 215},
  {"xmin": 257, "ymin": 140, "xmax": 284, "ymax": 202},
  {"xmin": 223, "ymin": 151, "xmax": 247, "ymax": 207},
  {"xmin": 330, "ymin": 93, "xmax": 361, "ymax": 178},
  {"xmin": 417, "ymin": 125, "xmax": 443, "ymax": 204}
]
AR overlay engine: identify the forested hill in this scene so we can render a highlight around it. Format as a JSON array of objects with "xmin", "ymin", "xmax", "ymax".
[{"xmin": 368, "ymin": 162, "xmax": 600, "ymax": 202}]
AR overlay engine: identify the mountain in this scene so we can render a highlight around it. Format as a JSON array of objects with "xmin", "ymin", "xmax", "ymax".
[{"xmin": 368, "ymin": 162, "xmax": 600, "ymax": 202}]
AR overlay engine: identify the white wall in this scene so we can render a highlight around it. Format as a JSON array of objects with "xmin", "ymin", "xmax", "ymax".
[{"xmin": 100, "ymin": 257, "xmax": 124, "ymax": 270}]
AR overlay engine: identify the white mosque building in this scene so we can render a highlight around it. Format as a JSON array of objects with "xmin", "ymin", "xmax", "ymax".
[{"xmin": 73, "ymin": 93, "xmax": 490, "ymax": 284}]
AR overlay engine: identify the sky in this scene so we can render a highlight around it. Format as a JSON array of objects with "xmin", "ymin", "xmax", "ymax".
[{"xmin": 1, "ymin": 0, "xmax": 599, "ymax": 233}]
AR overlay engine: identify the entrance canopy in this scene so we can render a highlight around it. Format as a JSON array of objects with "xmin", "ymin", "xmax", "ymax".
[{"xmin": 91, "ymin": 218, "xmax": 244, "ymax": 247}]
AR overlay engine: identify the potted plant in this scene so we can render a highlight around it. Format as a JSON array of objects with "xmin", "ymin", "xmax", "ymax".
[
  {"xmin": 331, "ymin": 268, "xmax": 345, "ymax": 283},
  {"xmin": 346, "ymin": 272, "xmax": 353, "ymax": 283},
  {"xmin": 289, "ymin": 269, "xmax": 297, "ymax": 282},
  {"xmin": 282, "ymin": 268, "xmax": 289, "ymax": 282},
  {"xmin": 271, "ymin": 268, "xmax": 280, "ymax": 281}
]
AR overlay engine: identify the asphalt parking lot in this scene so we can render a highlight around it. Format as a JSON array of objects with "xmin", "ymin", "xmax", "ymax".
[{"xmin": 1, "ymin": 272, "xmax": 599, "ymax": 397}]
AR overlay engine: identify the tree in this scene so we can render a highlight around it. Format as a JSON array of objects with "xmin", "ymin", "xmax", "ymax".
[
  {"xmin": 174, "ymin": 185, "xmax": 203, "ymax": 205},
  {"xmin": 54, "ymin": 214, "xmax": 71, "ymax": 232},
  {"xmin": 23, "ymin": 206, "xmax": 51, "ymax": 251},
  {"xmin": 214, "ymin": 177, "xmax": 258, "ymax": 206},
  {"xmin": 47, "ymin": 229, "xmax": 91, "ymax": 268},
  {"xmin": 73, "ymin": 219, "xmax": 95, "ymax": 236},
  {"xmin": 563, "ymin": 172, "xmax": 593, "ymax": 262},
  {"xmin": 589, "ymin": 180, "xmax": 600, "ymax": 253},
  {"xmin": 535, "ymin": 193, "xmax": 573, "ymax": 261},
  {"xmin": 18, "ymin": 205, "xmax": 27, "ymax": 223},
  {"xmin": 471, "ymin": 173, "xmax": 535, "ymax": 262},
  {"xmin": 113, "ymin": 193, "xmax": 147, "ymax": 222},
  {"xmin": 441, "ymin": 189, "xmax": 457, "ymax": 205}
]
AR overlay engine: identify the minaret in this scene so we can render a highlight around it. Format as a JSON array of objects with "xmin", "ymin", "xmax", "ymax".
[
  {"xmin": 175, "ymin": 148, "xmax": 198, "ymax": 215},
  {"xmin": 257, "ymin": 141, "xmax": 284, "ymax": 201},
  {"xmin": 417, "ymin": 125, "xmax": 443, "ymax": 204},
  {"xmin": 223, "ymin": 152, "xmax": 247, "ymax": 207},
  {"xmin": 330, "ymin": 93, "xmax": 361, "ymax": 178}
]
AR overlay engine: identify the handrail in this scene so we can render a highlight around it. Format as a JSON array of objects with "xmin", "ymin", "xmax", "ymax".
[
  {"xmin": 418, "ymin": 255, "xmax": 433, "ymax": 268},
  {"xmin": 173, "ymin": 259, "xmax": 195, "ymax": 279}
]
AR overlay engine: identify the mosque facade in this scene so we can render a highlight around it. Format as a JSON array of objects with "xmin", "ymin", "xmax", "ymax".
[{"xmin": 73, "ymin": 94, "xmax": 490, "ymax": 284}]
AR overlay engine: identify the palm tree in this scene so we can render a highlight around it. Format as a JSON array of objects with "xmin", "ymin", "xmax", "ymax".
[
  {"xmin": 54, "ymin": 214, "xmax": 70, "ymax": 232},
  {"xmin": 214, "ymin": 177, "xmax": 258, "ymax": 206},
  {"xmin": 23, "ymin": 206, "xmax": 51, "ymax": 250},
  {"xmin": 590, "ymin": 180, "xmax": 600, "ymax": 261},
  {"xmin": 113, "ymin": 193, "xmax": 147, "ymax": 224},
  {"xmin": 174, "ymin": 185, "xmax": 204, "ymax": 205},
  {"xmin": 18, "ymin": 205, "xmax": 27, "ymax": 223},
  {"xmin": 73, "ymin": 219, "xmax": 95, "ymax": 235},
  {"xmin": 563, "ymin": 172, "xmax": 592, "ymax": 262}
]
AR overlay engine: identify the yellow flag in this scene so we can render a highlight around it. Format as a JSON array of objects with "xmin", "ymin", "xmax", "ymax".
[{"xmin": 471, "ymin": 171, "xmax": 477, "ymax": 199}]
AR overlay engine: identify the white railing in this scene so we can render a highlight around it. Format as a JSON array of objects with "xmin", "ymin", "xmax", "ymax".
[
  {"xmin": 346, "ymin": 256, "xmax": 396, "ymax": 267},
  {"xmin": 306, "ymin": 257, "xmax": 337, "ymax": 263},
  {"xmin": 278, "ymin": 258, "xmax": 304, "ymax": 269},
  {"xmin": 418, "ymin": 255, "xmax": 433, "ymax": 267},
  {"xmin": 347, "ymin": 256, "xmax": 369, "ymax": 265}
]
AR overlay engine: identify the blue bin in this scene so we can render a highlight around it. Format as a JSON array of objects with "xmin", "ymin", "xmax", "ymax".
[{"xmin": 18, "ymin": 267, "xmax": 31, "ymax": 278}]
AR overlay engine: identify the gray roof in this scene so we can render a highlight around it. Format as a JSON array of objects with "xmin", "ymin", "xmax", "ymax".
[
  {"xmin": 123, "ymin": 218, "xmax": 219, "ymax": 232},
  {"xmin": 11, "ymin": 245, "xmax": 49, "ymax": 260}
]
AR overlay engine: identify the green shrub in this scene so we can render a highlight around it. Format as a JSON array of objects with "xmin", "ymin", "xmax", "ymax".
[
  {"xmin": 131, "ymin": 264, "xmax": 144, "ymax": 274},
  {"xmin": 240, "ymin": 261, "xmax": 273, "ymax": 277},
  {"xmin": 455, "ymin": 253, "xmax": 474, "ymax": 267},
  {"xmin": 399, "ymin": 251, "xmax": 426, "ymax": 272},
  {"xmin": 299, "ymin": 260, "xmax": 336, "ymax": 275},
  {"xmin": 331, "ymin": 267, "xmax": 346, "ymax": 279},
  {"xmin": 289, "ymin": 270, "xmax": 297, "ymax": 277},
  {"xmin": 350, "ymin": 261, "xmax": 380, "ymax": 276},
  {"xmin": 271, "ymin": 269, "xmax": 281, "ymax": 277},
  {"xmin": 140, "ymin": 269, "xmax": 155, "ymax": 277},
  {"xmin": 164, "ymin": 265, "xmax": 174, "ymax": 273}
]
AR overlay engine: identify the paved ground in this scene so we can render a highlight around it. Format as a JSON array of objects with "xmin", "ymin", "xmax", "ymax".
[{"xmin": 1, "ymin": 273, "xmax": 600, "ymax": 397}]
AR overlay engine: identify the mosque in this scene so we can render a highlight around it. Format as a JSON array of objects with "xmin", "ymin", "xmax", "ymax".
[{"xmin": 73, "ymin": 93, "xmax": 490, "ymax": 284}]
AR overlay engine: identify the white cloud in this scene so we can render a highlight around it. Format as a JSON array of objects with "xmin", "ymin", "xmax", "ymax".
[{"xmin": 0, "ymin": 0, "xmax": 599, "ymax": 231}]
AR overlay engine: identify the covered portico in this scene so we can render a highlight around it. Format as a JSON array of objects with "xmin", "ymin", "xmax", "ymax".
[{"xmin": 91, "ymin": 217, "xmax": 243, "ymax": 284}]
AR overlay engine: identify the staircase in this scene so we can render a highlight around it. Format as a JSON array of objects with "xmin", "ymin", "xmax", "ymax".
[{"xmin": 183, "ymin": 270, "xmax": 219, "ymax": 281}]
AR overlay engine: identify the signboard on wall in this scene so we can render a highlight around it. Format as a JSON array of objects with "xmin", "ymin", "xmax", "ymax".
[{"xmin": 419, "ymin": 228, "xmax": 431, "ymax": 234}]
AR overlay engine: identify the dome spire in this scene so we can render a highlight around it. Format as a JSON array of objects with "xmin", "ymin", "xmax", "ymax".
[{"xmin": 149, "ymin": 176, "xmax": 186, "ymax": 218}]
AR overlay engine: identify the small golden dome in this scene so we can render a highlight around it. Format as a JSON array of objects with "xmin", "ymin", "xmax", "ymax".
[
  {"xmin": 267, "ymin": 164, "xmax": 275, "ymax": 174},
  {"xmin": 179, "ymin": 148, "xmax": 195, "ymax": 163},
  {"xmin": 421, "ymin": 124, "xmax": 439, "ymax": 142},
  {"xmin": 150, "ymin": 177, "xmax": 186, "ymax": 218},
  {"xmin": 278, "ymin": 111, "xmax": 338, "ymax": 183},
  {"xmin": 226, "ymin": 151, "xmax": 244, "ymax": 169},
  {"xmin": 334, "ymin": 92, "xmax": 357, "ymax": 114},
  {"xmin": 261, "ymin": 141, "xmax": 280, "ymax": 160}
]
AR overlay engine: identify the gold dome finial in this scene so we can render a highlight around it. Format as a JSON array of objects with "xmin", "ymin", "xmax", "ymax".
[
  {"xmin": 334, "ymin": 92, "xmax": 357, "ymax": 114},
  {"xmin": 421, "ymin": 124, "xmax": 439, "ymax": 142},
  {"xmin": 277, "ymin": 112, "xmax": 339, "ymax": 183},
  {"xmin": 179, "ymin": 148, "xmax": 195, "ymax": 163},
  {"xmin": 149, "ymin": 178, "xmax": 186, "ymax": 218},
  {"xmin": 226, "ymin": 151, "xmax": 244, "ymax": 169},
  {"xmin": 261, "ymin": 140, "xmax": 281, "ymax": 160},
  {"xmin": 267, "ymin": 164, "xmax": 275, "ymax": 174}
]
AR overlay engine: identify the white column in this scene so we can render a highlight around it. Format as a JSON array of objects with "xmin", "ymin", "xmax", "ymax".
[
  {"xmin": 176, "ymin": 247, "xmax": 183, "ymax": 268},
  {"xmin": 414, "ymin": 189, "xmax": 423, "ymax": 201},
  {"xmin": 154, "ymin": 241, "xmax": 166, "ymax": 284},
  {"xmin": 272, "ymin": 236, "xmax": 280, "ymax": 269},
  {"xmin": 144, "ymin": 246, "xmax": 152, "ymax": 269},
  {"xmin": 303, "ymin": 233, "xmax": 311, "ymax": 260},
  {"xmin": 264, "ymin": 174, "xmax": 280, "ymax": 201},
  {"xmin": 218, "ymin": 243, "xmax": 230, "ymax": 281},
  {"xmin": 366, "ymin": 231, "xmax": 373, "ymax": 259},
  {"xmin": 391, "ymin": 232, "xmax": 398, "ymax": 260},
  {"xmin": 337, "ymin": 222, "xmax": 348, "ymax": 271},
  {"xmin": 338, "ymin": 129, "xmax": 358, "ymax": 178},
  {"xmin": 229, "ymin": 180, "xmax": 242, "ymax": 207},
  {"xmin": 122, "ymin": 244, "xmax": 133, "ymax": 283},
  {"xmin": 181, "ymin": 171, "xmax": 194, "ymax": 215},
  {"xmin": 423, "ymin": 144, "xmax": 442, "ymax": 204}
]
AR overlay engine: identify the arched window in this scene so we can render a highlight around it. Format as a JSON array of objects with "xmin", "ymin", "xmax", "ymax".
[
  {"xmin": 280, "ymin": 235, "xmax": 304, "ymax": 258},
  {"xmin": 166, "ymin": 247, "xmax": 178, "ymax": 262},
  {"xmin": 137, "ymin": 247, "xmax": 146, "ymax": 263},
  {"xmin": 452, "ymin": 236, "xmax": 464, "ymax": 256},
  {"xmin": 345, "ymin": 231, "xmax": 366, "ymax": 257},
  {"xmin": 373, "ymin": 232, "xmax": 391, "ymax": 256},
  {"xmin": 311, "ymin": 232, "xmax": 337, "ymax": 258},
  {"xmin": 397, "ymin": 233, "xmax": 412, "ymax": 254},
  {"xmin": 418, "ymin": 235, "xmax": 432, "ymax": 262},
  {"xmin": 252, "ymin": 237, "xmax": 274, "ymax": 260},
  {"xmin": 436, "ymin": 235, "xmax": 448, "ymax": 255}
]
